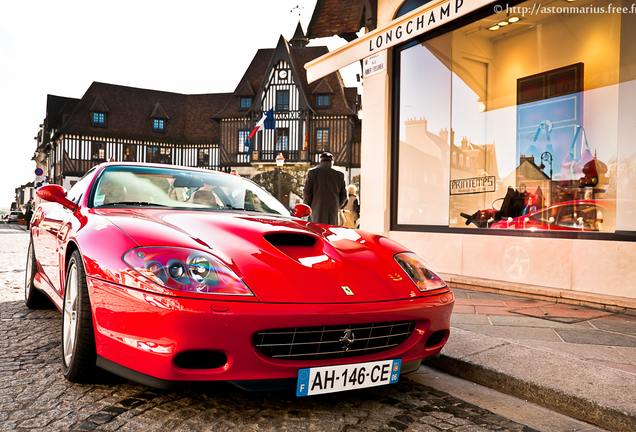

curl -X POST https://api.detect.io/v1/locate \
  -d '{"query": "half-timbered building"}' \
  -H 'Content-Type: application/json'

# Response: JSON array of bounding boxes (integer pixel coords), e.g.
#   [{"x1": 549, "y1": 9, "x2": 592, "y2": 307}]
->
[
  {"x1": 213, "y1": 23, "x2": 361, "y2": 175},
  {"x1": 34, "y1": 85, "x2": 231, "y2": 189},
  {"x1": 33, "y1": 24, "x2": 360, "y2": 190}
]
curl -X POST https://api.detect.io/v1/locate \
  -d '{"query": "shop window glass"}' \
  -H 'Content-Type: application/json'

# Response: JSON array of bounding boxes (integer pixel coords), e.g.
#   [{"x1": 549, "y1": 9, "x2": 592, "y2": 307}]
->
[
  {"x1": 316, "y1": 129, "x2": 330, "y2": 152},
  {"x1": 147, "y1": 146, "x2": 172, "y2": 164},
  {"x1": 393, "y1": 0, "x2": 633, "y2": 234},
  {"x1": 277, "y1": 90, "x2": 289, "y2": 111},
  {"x1": 395, "y1": 0, "x2": 435, "y2": 18},
  {"x1": 198, "y1": 148, "x2": 210, "y2": 167},
  {"x1": 91, "y1": 141, "x2": 106, "y2": 161},
  {"x1": 395, "y1": 34, "x2": 451, "y2": 226},
  {"x1": 276, "y1": 128, "x2": 289, "y2": 151},
  {"x1": 123, "y1": 144, "x2": 136, "y2": 162},
  {"x1": 238, "y1": 130, "x2": 249, "y2": 153}
]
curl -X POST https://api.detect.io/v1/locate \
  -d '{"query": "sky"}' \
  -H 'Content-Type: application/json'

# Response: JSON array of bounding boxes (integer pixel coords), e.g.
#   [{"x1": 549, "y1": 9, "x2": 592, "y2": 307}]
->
[{"x1": 0, "y1": 0, "x2": 361, "y2": 210}]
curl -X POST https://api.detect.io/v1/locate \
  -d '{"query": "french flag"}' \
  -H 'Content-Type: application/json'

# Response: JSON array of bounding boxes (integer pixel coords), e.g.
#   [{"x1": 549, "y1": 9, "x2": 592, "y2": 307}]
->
[{"x1": 245, "y1": 108, "x2": 275, "y2": 157}]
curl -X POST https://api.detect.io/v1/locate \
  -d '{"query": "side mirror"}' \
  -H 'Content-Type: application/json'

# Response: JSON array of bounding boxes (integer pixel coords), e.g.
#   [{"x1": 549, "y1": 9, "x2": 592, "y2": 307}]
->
[
  {"x1": 293, "y1": 203, "x2": 312, "y2": 218},
  {"x1": 37, "y1": 184, "x2": 76, "y2": 210}
]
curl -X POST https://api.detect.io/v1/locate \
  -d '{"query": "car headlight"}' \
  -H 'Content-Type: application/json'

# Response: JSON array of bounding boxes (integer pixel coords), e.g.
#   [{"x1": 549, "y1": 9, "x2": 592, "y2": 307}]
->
[
  {"x1": 394, "y1": 252, "x2": 447, "y2": 292},
  {"x1": 123, "y1": 246, "x2": 253, "y2": 296}
]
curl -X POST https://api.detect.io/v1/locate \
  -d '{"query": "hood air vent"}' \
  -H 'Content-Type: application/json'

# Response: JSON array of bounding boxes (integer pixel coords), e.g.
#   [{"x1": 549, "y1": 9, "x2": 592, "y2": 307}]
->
[{"x1": 264, "y1": 233, "x2": 316, "y2": 247}]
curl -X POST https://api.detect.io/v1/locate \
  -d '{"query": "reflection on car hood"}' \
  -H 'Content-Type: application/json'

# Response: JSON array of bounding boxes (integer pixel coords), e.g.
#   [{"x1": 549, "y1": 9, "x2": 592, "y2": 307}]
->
[{"x1": 96, "y1": 209, "x2": 420, "y2": 304}]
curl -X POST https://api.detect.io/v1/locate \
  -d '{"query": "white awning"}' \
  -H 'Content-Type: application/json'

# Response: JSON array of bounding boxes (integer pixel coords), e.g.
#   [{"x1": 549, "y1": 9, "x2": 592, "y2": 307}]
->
[{"x1": 305, "y1": 0, "x2": 496, "y2": 83}]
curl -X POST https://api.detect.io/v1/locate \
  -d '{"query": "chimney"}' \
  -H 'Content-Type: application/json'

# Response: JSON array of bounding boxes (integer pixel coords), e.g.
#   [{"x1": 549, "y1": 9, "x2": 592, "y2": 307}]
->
[
  {"x1": 520, "y1": 155, "x2": 535, "y2": 165},
  {"x1": 439, "y1": 127, "x2": 448, "y2": 142}
]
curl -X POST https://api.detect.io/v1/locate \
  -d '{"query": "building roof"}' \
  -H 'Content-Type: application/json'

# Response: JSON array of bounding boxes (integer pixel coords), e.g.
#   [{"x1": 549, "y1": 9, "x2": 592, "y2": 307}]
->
[
  {"x1": 48, "y1": 27, "x2": 359, "y2": 146},
  {"x1": 56, "y1": 82, "x2": 232, "y2": 144},
  {"x1": 213, "y1": 33, "x2": 359, "y2": 119},
  {"x1": 307, "y1": 0, "x2": 377, "y2": 40},
  {"x1": 45, "y1": 94, "x2": 79, "y2": 132}
]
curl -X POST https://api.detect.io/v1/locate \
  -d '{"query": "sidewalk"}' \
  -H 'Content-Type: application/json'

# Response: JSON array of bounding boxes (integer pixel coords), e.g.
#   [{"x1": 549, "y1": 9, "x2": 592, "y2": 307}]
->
[
  {"x1": 0, "y1": 222, "x2": 27, "y2": 231},
  {"x1": 425, "y1": 287, "x2": 636, "y2": 432}
]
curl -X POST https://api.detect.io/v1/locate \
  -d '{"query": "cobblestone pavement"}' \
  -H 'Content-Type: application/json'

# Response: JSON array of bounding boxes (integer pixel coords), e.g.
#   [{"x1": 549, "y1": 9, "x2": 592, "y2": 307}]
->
[
  {"x1": 1, "y1": 231, "x2": 539, "y2": 432},
  {"x1": 0, "y1": 229, "x2": 29, "y2": 303}
]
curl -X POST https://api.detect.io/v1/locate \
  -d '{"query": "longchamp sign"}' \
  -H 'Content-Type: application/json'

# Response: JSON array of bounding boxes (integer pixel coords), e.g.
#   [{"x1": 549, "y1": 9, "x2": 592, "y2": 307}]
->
[{"x1": 305, "y1": 0, "x2": 495, "y2": 83}]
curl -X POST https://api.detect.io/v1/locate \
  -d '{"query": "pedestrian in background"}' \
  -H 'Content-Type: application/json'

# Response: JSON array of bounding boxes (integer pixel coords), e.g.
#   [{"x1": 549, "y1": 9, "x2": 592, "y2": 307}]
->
[
  {"x1": 24, "y1": 198, "x2": 34, "y2": 230},
  {"x1": 344, "y1": 184, "x2": 360, "y2": 228},
  {"x1": 303, "y1": 152, "x2": 347, "y2": 225}
]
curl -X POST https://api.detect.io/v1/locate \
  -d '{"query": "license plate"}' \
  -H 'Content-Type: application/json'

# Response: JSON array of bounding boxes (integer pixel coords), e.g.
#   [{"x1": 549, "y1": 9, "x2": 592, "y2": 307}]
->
[{"x1": 296, "y1": 359, "x2": 401, "y2": 397}]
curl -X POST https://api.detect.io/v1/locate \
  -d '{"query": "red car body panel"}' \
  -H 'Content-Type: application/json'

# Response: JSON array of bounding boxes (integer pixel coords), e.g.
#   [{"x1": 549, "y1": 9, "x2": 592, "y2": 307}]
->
[
  {"x1": 30, "y1": 162, "x2": 454, "y2": 389},
  {"x1": 89, "y1": 277, "x2": 453, "y2": 382},
  {"x1": 490, "y1": 200, "x2": 615, "y2": 232}
]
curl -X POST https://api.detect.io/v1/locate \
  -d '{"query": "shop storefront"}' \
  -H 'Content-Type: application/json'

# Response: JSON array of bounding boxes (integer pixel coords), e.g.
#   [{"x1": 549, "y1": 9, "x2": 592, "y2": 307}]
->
[{"x1": 307, "y1": 0, "x2": 636, "y2": 306}]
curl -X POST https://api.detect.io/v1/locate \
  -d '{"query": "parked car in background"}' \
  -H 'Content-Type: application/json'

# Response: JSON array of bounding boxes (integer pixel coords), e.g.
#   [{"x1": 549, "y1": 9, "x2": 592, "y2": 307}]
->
[
  {"x1": 25, "y1": 162, "x2": 454, "y2": 395},
  {"x1": 490, "y1": 200, "x2": 616, "y2": 232},
  {"x1": 8, "y1": 211, "x2": 22, "y2": 223}
]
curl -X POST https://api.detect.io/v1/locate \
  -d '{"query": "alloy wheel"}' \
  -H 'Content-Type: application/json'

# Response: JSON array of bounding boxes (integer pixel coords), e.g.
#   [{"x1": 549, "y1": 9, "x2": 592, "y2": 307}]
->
[
  {"x1": 24, "y1": 241, "x2": 33, "y2": 301},
  {"x1": 63, "y1": 263, "x2": 79, "y2": 367}
]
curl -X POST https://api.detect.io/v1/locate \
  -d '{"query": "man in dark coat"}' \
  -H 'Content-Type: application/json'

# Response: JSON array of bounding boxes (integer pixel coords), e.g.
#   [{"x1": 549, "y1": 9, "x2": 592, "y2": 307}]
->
[{"x1": 303, "y1": 152, "x2": 347, "y2": 225}]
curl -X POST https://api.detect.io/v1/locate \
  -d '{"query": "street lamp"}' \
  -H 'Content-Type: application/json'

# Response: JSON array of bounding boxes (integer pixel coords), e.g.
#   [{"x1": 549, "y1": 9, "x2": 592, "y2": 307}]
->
[
  {"x1": 540, "y1": 151, "x2": 554, "y2": 208},
  {"x1": 275, "y1": 152, "x2": 285, "y2": 202},
  {"x1": 540, "y1": 151, "x2": 553, "y2": 179}
]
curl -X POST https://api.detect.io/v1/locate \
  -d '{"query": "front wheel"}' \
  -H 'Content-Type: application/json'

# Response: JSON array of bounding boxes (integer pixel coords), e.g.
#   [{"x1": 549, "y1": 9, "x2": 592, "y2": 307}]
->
[
  {"x1": 24, "y1": 238, "x2": 53, "y2": 309},
  {"x1": 61, "y1": 250, "x2": 98, "y2": 382}
]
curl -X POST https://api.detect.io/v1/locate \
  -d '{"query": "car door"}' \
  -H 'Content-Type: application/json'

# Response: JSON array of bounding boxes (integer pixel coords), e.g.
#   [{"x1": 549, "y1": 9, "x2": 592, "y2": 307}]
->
[
  {"x1": 34, "y1": 202, "x2": 74, "y2": 295},
  {"x1": 34, "y1": 169, "x2": 98, "y2": 295}
]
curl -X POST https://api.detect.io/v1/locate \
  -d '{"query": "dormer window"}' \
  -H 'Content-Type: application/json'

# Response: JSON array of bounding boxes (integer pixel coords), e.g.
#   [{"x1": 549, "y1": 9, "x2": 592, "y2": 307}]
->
[
  {"x1": 89, "y1": 96, "x2": 109, "y2": 127},
  {"x1": 92, "y1": 112, "x2": 106, "y2": 127},
  {"x1": 239, "y1": 97, "x2": 252, "y2": 110},
  {"x1": 317, "y1": 94, "x2": 331, "y2": 108},
  {"x1": 150, "y1": 102, "x2": 169, "y2": 133},
  {"x1": 153, "y1": 119, "x2": 165, "y2": 132}
]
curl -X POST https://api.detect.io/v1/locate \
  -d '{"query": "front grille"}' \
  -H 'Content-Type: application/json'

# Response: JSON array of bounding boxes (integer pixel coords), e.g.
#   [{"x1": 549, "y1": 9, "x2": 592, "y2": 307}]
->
[{"x1": 254, "y1": 321, "x2": 415, "y2": 360}]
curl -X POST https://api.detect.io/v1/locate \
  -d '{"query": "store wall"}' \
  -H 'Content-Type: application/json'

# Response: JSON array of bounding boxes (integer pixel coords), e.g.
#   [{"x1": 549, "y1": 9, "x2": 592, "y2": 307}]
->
[
  {"x1": 358, "y1": 0, "x2": 636, "y2": 301},
  {"x1": 359, "y1": 63, "x2": 393, "y2": 235}
]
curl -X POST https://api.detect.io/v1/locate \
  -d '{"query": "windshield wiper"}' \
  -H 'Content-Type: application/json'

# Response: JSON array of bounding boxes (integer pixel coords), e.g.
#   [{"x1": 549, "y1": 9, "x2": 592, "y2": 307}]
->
[
  {"x1": 98, "y1": 201, "x2": 170, "y2": 207},
  {"x1": 217, "y1": 205, "x2": 246, "y2": 211}
]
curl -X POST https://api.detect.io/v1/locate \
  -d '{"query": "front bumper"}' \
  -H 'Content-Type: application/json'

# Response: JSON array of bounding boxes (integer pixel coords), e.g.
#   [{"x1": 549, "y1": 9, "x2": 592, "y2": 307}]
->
[{"x1": 88, "y1": 278, "x2": 454, "y2": 387}]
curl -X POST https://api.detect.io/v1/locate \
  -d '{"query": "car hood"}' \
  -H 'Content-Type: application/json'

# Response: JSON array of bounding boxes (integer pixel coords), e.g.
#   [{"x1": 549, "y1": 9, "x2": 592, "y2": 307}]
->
[{"x1": 97, "y1": 209, "x2": 421, "y2": 304}]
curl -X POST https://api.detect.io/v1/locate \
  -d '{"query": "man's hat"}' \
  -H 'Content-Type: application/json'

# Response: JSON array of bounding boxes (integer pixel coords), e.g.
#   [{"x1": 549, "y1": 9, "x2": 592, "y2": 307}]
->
[{"x1": 319, "y1": 152, "x2": 333, "y2": 161}]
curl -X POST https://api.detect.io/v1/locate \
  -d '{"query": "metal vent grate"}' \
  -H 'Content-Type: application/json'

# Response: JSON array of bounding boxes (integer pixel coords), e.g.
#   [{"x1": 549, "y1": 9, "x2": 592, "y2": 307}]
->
[{"x1": 254, "y1": 321, "x2": 415, "y2": 360}]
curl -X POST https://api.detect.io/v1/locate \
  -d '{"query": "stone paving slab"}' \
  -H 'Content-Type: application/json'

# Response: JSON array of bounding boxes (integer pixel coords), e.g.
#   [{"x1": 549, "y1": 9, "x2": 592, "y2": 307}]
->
[
  {"x1": 427, "y1": 328, "x2": 636, "y2": 432},
  {"x1": 488, "y1": 315, "x2": 593, "y2": 329},
  {"x1": 451, "y1": 324, "x2": 563, "y2": 342},
  {"x1": 554, "y1": 329, "x2": 636, "y2": 347},
  {"x1": 592, "y1": 319, "x2": 636, "y2": 334},
  {"x1": 440, "y1": 287, "x2": 636, "y2": 431},
  {"x1": 514, "y1": 340, "x2": 636, "y2": 367}
]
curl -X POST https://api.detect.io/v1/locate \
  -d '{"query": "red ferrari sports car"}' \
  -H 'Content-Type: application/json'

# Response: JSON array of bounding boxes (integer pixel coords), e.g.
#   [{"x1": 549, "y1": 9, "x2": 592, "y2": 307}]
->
[
  {"x1": 25, "y1": 162, "x2": 453, "y2": 395},
  {"x1": 489, "y1": 200, "x2": 616, "y2": 232}
]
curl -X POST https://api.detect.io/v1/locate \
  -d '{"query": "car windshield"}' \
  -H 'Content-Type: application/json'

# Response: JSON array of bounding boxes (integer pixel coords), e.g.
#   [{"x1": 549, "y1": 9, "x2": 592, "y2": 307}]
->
[{"x1": 91, "y1": 165, "x2": 290, "y2": 216}]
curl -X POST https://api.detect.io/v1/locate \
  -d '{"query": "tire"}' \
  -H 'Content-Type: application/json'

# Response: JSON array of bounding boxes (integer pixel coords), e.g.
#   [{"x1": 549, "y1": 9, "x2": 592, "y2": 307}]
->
[
  {"x1": 61, "y1": 250, "x2": 98, "y2": 382},
  {"x1": 24, "y1": 238, "x2": 53, "y2": 309}
]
